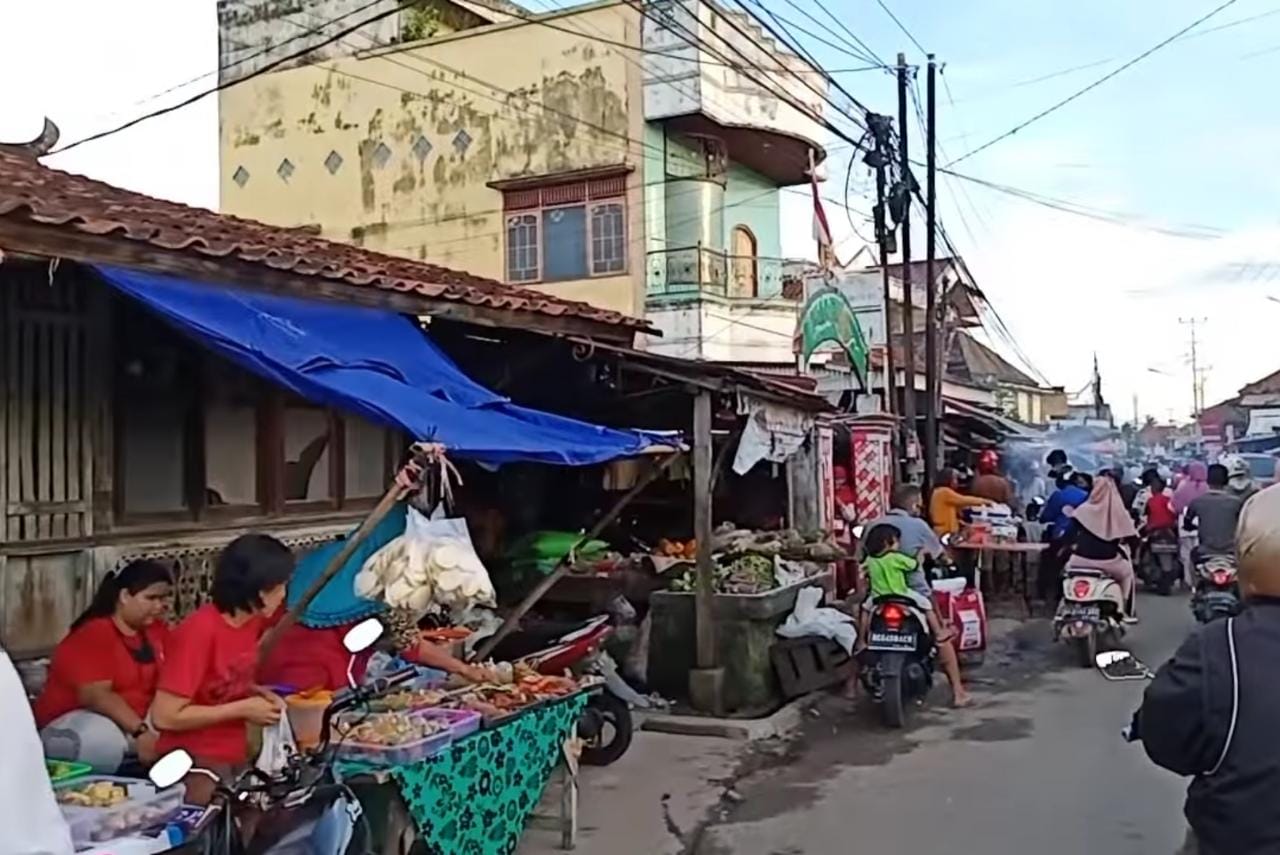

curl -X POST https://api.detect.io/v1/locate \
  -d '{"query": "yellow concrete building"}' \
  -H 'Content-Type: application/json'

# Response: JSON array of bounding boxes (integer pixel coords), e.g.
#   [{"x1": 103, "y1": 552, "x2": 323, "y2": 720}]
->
[{"x1": 218, "y1": 0, "x2": 828, "y2": 341}]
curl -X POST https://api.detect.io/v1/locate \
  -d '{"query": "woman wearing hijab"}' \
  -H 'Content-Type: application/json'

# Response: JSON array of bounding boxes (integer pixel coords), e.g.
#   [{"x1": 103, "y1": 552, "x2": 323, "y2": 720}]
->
[
  {"x1": 1172, "y1": 461, "x2": 1209, "y2": 515},
  {"x1": 1173, "y1": 462, "x2": 1210, "y2": 588},
  {"x1": 1136, "y1": 484, "x2": 1280, "y2": 854},
  {"x1": 1060, "y1": 477, "x2": 1139, "y2": 621}
]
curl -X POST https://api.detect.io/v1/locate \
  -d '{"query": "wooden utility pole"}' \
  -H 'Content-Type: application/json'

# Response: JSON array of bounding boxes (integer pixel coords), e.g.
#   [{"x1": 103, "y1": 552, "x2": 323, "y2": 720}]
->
[
  {"x1": 896, "y1": 53, "x2": 917, "y2": 473},
  {"x1": 923, "y1": 54, "x2": 939, "y2": 491}
]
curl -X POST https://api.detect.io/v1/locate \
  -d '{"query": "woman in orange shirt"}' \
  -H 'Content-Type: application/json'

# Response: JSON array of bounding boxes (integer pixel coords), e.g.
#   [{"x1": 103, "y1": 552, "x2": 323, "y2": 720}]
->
[{"x1": 929, "y1": 468, "x2": 992, "y2": 536}]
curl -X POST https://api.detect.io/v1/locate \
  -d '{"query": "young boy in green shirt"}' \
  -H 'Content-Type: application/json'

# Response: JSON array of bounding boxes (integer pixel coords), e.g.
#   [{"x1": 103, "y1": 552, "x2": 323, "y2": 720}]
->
[{"x1": 859, "y1": 523, "x2": 971, "y2": 707}]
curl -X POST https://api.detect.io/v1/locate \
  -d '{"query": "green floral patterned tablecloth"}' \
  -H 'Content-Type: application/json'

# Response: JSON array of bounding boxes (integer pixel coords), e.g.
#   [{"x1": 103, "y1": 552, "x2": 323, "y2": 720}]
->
[{"x1": 387, "y1": 693, "x2": 588, "y2": 855}]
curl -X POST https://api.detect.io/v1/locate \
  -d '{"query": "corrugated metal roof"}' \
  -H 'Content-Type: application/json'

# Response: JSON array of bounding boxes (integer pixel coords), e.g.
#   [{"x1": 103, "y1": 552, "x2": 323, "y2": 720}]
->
[{"x1": 0, "y1": 150, "x2": 648, "y2": 333}]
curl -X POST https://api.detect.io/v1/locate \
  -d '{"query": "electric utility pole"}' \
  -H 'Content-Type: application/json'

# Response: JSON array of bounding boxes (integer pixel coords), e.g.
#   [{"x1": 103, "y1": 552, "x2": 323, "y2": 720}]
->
[
  {"x1": 1180, "y1": 317, "x2": 1206, "y2": 418},
  {"x1": 923, "y1": 54, "x2": 939, "y2": 491},
  {"x1": 896, "y1": 53, "x2": 917, "y2": 475},
  {"x1": 866, "y1": 112, "x2": 896, "y2": 420}
]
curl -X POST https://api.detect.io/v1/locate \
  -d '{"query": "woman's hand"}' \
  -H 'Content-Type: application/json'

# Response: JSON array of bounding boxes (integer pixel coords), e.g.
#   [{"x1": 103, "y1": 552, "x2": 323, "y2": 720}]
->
[
  {"x1": 135, "y1": 728, "x2": 161, "y2": 764},
  {"x1": 457, "y1": 664, "x2": 491, "y2": 684},
  {"x1": 238, "y1": 696, "x2": 284, "y2": 726}
]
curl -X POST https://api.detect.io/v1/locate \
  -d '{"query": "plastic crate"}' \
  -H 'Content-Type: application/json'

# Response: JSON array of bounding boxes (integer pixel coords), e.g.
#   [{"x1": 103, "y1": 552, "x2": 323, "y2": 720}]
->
[
  {"x1": 46, "y1": 759, "x2": 92, "y2": 785},
  {"x1": 55, "y1": 775, "x2": 183, "y2": 848},
  {"x1": 421, "y1": 707, "x2": 481, "y2": 740}
]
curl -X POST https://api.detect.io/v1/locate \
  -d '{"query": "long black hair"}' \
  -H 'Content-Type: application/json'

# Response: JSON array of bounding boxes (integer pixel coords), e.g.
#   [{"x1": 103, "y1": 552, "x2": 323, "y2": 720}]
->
[{"x1": 71, "y1": 559, "x2": 174, "y2": 631}]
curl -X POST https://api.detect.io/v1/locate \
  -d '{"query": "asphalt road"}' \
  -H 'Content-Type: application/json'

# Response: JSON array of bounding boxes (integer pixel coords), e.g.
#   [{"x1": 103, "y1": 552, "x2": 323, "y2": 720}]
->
[{"x1": 697, "y1": 592, "x2": 1196, "y2": 855}]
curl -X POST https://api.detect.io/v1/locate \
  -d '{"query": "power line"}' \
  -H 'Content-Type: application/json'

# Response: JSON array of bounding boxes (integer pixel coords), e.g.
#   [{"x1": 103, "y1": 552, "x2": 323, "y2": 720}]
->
[
  {"x1": 947, "y1": 0, "x2": 1242, "y2": 166},
  {"x1": 728, "y1": 0, "x2": 875, "y2": 120},
  {"x1": 874, "y1": 0, "x2": 926, "y2": 56},
  {"x1": 51, "y1": 0, "x2": 409, "y2": 154}
]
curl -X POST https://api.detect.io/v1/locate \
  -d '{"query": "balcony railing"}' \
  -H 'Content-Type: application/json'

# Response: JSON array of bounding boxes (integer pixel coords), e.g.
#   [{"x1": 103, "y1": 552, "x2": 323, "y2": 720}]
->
[{"x1": 647, "y1": 246, "x2": 784, "y2": 298}]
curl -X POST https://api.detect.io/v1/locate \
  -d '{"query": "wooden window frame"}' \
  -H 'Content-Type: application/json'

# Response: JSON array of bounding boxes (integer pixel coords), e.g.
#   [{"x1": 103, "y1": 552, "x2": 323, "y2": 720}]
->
[
  {"x1": 112, "y1": 346, "x2": 396, "y2": 528},
  {"x1": 501, "y1": 176, "x2": 628, "y2": 285}
]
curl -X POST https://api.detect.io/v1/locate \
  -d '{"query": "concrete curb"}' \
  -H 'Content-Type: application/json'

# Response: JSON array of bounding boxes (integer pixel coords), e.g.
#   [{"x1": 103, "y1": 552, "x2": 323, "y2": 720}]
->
[{"x1": 636, "y1": 692, "x2": 820, "y2": 741}]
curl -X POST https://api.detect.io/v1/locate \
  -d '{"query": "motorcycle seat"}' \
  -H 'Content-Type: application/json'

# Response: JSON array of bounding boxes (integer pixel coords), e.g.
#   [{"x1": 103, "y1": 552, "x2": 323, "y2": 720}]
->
[{"x1": 872, "y1": 594, "x2": 925, "y2": 608}]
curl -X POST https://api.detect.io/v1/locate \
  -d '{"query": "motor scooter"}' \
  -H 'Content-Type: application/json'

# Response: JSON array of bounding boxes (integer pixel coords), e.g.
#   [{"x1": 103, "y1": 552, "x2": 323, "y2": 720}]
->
[
  {"x1": 1191, "y1": 552, "x2": 1241, "y2": 623},
  {"x1": 1055, "y1": 563, "x2": 1127, "y2": 667},
  {"x1": 1139, "y1": 528, "x2": 1181, "y2": 596},
  {"x1": 858, "y1": 596, "x2": 937, "y2": 728},
  {"x1": 487, "y1": 614, "x2": 637, "y2": 765}
]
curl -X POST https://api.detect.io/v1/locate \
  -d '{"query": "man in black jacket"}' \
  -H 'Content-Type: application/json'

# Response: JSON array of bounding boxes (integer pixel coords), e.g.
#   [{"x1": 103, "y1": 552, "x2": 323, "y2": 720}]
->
[{"x1": 1136, "y1": 484, "x2": 1280, "y2": 854}]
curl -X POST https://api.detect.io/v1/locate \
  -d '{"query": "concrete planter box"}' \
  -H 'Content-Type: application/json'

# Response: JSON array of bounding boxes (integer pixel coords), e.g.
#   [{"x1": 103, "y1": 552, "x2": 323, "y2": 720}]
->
[{"x1": 648, "y1": 569, "x2": 835, "y2": 713}]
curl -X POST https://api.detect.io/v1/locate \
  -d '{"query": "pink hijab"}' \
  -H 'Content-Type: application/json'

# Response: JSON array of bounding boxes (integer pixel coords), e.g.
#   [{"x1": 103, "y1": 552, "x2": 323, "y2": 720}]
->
[
  {"x1": 1072, "y1": 477, "x2": 1139, "y2": 542},
  {"x1": 1172, "y1": 461, "x2": 1208, "y2": 513}
]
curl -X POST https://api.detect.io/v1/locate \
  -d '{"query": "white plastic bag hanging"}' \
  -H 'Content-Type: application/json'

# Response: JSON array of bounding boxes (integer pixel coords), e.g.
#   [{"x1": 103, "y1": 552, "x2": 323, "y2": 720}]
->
[{"x1": 256, "y1": 712, "x2": 297, "y2": 781}]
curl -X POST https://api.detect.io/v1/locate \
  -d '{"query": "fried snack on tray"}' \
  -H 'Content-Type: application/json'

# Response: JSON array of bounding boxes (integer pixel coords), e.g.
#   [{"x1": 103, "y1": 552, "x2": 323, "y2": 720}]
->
[
  {"x1": 453, "y1": 673, "x2": 579, "y2": 719},
  {"x1": 57, "y1": 781, "x2": 128, "y2": 808},
  {"x1": 369, "y1": 688, "x2": 448, "y2": 712}
]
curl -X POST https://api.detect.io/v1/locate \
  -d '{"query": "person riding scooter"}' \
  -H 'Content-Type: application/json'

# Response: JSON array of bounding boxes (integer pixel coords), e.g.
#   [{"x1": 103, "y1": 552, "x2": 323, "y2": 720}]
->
[
  {"x1": 1133, "y1": 483, "x2": 1280, "y2": 855},
  {"x1": 1221, "y1": 454, "x2": 1260, "y2": 503},
  {"x1": 1183, "y1": 464, "x2": 1243, "y2": 562}
]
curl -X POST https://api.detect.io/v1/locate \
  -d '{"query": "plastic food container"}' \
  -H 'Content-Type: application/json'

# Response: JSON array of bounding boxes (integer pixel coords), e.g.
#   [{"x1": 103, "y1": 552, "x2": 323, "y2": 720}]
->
[
  {"x1": 286, "y1": 693, "x2": 332, "y2": 749},
  {"x1": 55, "y1": 775, "x2": 183, "y2": 848},
  {"x1": 333, "y1": 710, "x2": 453, "y2": 767},
  {"x1": 421, "y1": 708, "x2": 481, "y2": 740},
  {"x1": 46, "y1": 759, "x2": 93, "y2": 785}
]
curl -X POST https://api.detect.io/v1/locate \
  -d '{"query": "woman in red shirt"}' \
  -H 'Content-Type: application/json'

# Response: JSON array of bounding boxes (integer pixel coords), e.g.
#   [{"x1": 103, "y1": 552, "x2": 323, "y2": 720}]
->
[
  {"x1": 35, "y1": 559, "x2": 173, "y2": 773},
  {"x1": 152, "y1": 534, "x2": 294, "y2": 803}
]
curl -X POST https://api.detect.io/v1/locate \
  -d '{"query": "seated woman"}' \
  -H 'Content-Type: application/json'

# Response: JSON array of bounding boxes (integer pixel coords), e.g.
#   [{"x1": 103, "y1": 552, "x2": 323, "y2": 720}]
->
[
  {"x1": 1060, "y1": 476, "x2": 1139, "y2": 621},
  {"x1": 35, "y1": 559, "x2": 173, "y2": 773},
  {"x1": 259, "y1": 505, "x2": 487, "y2": 691},
  {"x1": 151, "y1": 534, "x2": 295, "y2": 804}
]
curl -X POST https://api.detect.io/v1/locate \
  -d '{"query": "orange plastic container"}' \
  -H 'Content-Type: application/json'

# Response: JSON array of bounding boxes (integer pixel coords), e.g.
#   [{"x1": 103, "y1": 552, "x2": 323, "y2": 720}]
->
[{"x1": 286, "y1": 693, "x2": 332, "y2": 749}]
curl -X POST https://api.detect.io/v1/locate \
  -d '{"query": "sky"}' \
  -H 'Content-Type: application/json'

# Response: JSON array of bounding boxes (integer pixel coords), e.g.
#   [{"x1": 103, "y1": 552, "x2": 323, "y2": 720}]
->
[{"x1": 3, "y1": 0, "x2": 1279, "y2": 425}]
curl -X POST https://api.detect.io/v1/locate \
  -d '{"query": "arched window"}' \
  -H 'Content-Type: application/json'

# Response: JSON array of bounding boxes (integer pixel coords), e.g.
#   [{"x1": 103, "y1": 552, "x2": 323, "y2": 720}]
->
[{"x1": 730, "y1": 225, "x2": 758, "y2": 296}]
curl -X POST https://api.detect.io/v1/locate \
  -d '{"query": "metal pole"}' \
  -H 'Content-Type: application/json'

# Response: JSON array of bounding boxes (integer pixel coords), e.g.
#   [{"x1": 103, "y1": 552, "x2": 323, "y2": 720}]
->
[
  {"x1": 692, "y1": 390, "x2": 716, "y2": 670},
  {"x1": 924, "y1": 54, "x2": 938, "y2": 492},
  {"x1": 896, "y1": 53, "x2": 917, "y2": 476}
]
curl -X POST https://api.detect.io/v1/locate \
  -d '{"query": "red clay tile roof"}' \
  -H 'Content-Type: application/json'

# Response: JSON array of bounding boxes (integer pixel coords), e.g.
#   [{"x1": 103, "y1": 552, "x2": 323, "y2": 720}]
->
[{"x1": 0, "y1": 150, "x2": 648, "y2": 332}]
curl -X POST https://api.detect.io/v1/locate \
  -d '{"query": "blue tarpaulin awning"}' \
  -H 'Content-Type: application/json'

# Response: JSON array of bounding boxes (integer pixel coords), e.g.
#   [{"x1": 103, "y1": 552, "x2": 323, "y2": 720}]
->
[{"x1": 96, "y1": 266, "x2": 667, "y2": 466}]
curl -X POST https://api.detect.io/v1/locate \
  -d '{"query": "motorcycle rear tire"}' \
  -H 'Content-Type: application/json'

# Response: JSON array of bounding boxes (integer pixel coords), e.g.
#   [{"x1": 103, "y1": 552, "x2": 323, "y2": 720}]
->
[
  {"x1": 879, "y1": 654, "x2": 907, "y2": 729},
  {"x1": 1075, "y1": 630, "x2": 1098, "y2": 668},
  {"x1": 579, "y1": 691, "x2": 633, "y2": 767}
]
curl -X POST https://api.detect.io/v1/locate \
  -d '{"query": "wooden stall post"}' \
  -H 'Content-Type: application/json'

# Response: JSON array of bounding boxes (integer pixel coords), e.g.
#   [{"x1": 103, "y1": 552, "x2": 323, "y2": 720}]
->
[{"x1": 688, "y1": 389, "x2": 724, "y2": 714}]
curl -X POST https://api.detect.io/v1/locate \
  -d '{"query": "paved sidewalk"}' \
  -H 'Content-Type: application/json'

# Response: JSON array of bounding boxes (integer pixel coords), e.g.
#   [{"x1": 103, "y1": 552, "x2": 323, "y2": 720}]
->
[{"x1": 518, "y1": 731, "x2": 743, "y2": 855}]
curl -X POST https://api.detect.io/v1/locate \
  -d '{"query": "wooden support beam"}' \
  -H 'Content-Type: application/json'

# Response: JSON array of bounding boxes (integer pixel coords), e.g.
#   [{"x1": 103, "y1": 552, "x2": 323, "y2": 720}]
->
[{"x1": 693, "y1": 389, "x2": 716, "y2": 670}]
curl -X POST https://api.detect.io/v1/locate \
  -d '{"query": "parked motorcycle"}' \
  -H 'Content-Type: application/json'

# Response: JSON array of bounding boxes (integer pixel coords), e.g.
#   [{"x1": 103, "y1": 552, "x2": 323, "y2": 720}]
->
[
  {"x1": 1055, "y1": 564, "x2": 1127, "y2": 667},
  {"x1": 151, "y1": 618, "x2": 408, "y2": 854},
  {"x1": 1191, "y1": 553, "x2": 1242, "y2": 623},
  {"x1": 859, "y1": 596, "x2": 937, "y2": 728},
  {"x1": 488, "y1": 614, "x2": 635, "y2": 766},
  {"x1": 1139, "y1": 528, "x2": 1181, "y2": 595}
]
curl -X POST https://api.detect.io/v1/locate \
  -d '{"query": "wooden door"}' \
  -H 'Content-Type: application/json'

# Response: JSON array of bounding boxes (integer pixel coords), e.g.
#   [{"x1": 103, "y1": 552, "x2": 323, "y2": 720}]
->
[{"x1": 730, "y1": 225, "x2": 758, "y2": 297}]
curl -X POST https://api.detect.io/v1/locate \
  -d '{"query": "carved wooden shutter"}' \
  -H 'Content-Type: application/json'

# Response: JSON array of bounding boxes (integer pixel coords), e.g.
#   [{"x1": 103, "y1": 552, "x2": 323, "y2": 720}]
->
[{"x1": 2, "y1": 268, "x2": 94, "y2": 541}]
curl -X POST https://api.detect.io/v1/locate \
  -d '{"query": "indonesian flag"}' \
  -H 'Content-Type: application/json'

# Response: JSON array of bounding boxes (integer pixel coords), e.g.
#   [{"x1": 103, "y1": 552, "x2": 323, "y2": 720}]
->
[{"x1": 810, "y1": 150, "x2": 837, "y2": 270}]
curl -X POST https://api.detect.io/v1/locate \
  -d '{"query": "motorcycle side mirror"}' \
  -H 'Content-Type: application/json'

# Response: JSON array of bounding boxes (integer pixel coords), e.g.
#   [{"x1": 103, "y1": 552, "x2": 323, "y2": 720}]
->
[
  {"x1": 343, "y1": 617, "x2": 385, "y2": 654},
  {"x1": 149, "y1": 749, "x2": 195, "y2": 789}
]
